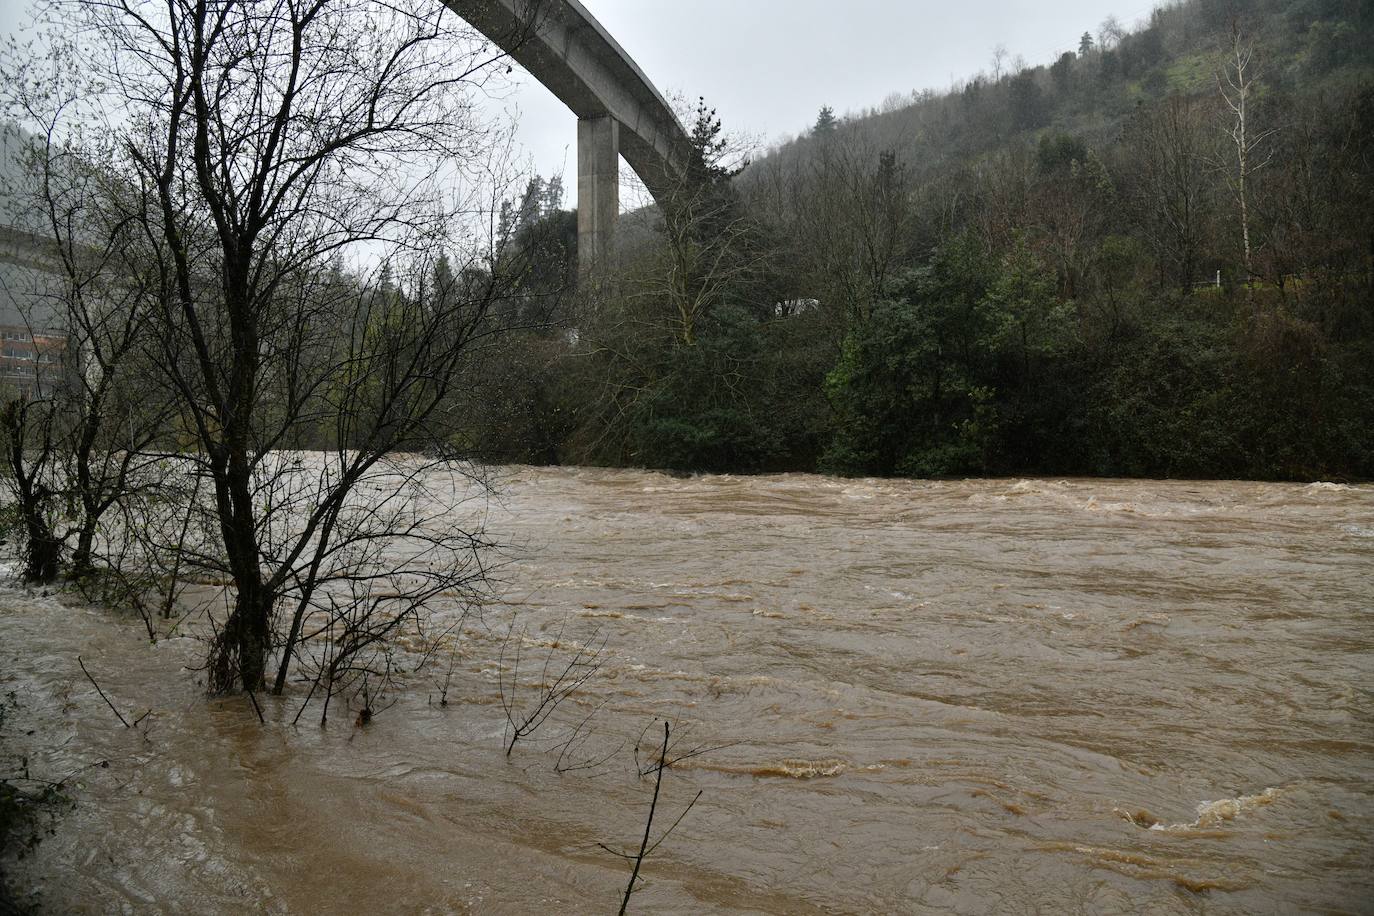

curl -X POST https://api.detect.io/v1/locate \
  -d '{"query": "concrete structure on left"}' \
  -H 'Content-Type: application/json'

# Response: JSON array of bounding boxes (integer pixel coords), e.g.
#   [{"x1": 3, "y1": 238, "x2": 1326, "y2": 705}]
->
[{"x1": 0, "y1": 228, "x2": 70, "y2": 400}]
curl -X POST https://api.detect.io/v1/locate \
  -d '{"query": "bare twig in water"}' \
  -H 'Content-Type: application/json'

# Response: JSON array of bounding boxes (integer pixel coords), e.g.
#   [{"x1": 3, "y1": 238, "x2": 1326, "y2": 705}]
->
[
  {"x1": 499, "y1": 618, "x2": 608, "y2": 756},
  {"x1": 77, "y1": 655, "x2": 130, "y2": 728},
  {"x1": 600, "y1": 721, "x2": 702, "y2": 915},
  {"x1": 421, "y1": 617, "x2": 466, "y2": 708},
  {"x1": 553, "y1": 698, "x2": 623, "y2": 775},
  {"x1": 292, "y1": 676, "x2": 321, "y2": 728},
  {"x1": 633, "y1": 718, "x2": 738, "y2": 778},
  {"x1": 351, "y1": 671, "x2": 398, "y2": 728},
  {"x1": 246, "y1": 688, "x2": 266, "y2": 726}
]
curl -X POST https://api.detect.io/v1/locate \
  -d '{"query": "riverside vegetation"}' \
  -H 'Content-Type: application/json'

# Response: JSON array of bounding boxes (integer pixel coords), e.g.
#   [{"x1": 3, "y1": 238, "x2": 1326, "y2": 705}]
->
[{"x1": 473, "y1": 0, "x2": 1374, "y2": 482}]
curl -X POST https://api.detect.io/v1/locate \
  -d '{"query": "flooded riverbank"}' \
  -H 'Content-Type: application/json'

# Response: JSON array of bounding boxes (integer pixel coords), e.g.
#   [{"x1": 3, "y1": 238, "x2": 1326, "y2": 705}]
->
[{"x1": 3, "y1": 470, "x2": 1372, "y2": 913}]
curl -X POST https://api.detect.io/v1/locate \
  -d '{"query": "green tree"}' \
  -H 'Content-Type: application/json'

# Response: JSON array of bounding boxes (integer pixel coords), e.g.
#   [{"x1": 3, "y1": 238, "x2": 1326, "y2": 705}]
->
[
  {"x1": 655, "y1": 98, "x2": 759, "y2": 345},
  {"x1": 814, "y1": 105, "x2": 838, "y2": 136},
  {"x1": 822, "y1": 237, "x2": 1001, "y2": 477},
  {"x1": 1010, "y1": 71, "x2": 1048, "y2": 131},
  {"x1": 1050, "y1": 52, "x2": 1076, "y2": 94}
]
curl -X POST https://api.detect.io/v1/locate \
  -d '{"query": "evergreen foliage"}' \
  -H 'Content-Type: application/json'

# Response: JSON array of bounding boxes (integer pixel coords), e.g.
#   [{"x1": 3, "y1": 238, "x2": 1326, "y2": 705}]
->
[{"x1": 461, "y1": 0, "x2": 1374, "y2": 480}]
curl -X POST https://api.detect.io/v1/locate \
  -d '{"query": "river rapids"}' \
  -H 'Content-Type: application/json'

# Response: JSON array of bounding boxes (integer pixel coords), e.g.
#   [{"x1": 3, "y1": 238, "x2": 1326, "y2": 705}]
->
[{"x1": 2, "y1": 469, "x2": 1371, "y2": 913}]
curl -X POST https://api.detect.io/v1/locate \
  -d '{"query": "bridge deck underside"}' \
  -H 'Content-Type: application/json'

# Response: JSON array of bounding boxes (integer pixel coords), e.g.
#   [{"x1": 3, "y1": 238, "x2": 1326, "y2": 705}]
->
[{"x1": 444, "y1": 0, "x2": 690, "y2": 203}]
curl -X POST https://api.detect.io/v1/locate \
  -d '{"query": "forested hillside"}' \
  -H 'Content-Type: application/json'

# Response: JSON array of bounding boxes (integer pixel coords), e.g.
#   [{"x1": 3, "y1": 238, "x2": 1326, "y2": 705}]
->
[{"x1": 443, "y1": 0, "x2": 1374, "y2": 479}]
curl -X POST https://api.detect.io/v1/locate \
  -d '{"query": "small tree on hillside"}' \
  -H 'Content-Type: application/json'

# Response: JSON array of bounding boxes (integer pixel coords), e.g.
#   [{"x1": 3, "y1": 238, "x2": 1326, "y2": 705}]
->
[
  {"x1": 1215, "y1": 21, "x2": 1276, "y2": 280},
  {"x1": 813, "y1": 106, "x2": 838, "y2": 137},
  {"x1": 650, "y1": 98, "x2": 759, "y2": 346}
]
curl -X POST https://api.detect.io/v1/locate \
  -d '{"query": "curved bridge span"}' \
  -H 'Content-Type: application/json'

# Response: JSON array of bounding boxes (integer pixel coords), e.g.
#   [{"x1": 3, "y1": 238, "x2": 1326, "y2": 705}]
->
[{"x1": 443, "y1": 0, "x2": 692, "y2": 270}]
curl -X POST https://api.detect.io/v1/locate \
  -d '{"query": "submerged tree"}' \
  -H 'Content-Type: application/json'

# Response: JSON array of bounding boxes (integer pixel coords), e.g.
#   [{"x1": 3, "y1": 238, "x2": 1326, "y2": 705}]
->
[
  {"x1": 0, "y1": 39, "x2": 169, "y2": 586},
  {"x1": 24, "y1": 0, "x2": 551, "y2": 694}
]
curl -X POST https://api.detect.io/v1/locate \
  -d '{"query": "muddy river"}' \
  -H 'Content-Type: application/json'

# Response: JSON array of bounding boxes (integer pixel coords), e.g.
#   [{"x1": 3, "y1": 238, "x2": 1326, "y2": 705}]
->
[{"x1": 2, "y1": 470, "x2": 1372, "y2": 913}]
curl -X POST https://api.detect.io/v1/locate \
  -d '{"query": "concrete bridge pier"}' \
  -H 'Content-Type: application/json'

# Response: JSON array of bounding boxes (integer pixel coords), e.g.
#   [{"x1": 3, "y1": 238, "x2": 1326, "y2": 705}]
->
[
  {"x1": 577, "y1": 115, "x2": 619, "y2": 274},
  {"x1": 442, "y1": 0, "x2": 691, "y2": 273}
]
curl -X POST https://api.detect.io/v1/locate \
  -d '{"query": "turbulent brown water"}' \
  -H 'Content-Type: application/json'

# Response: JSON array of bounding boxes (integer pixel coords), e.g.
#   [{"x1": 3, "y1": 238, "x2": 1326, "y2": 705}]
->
[{"x1": 3, "y1": 470, "x2": 1372, "y2": 913}]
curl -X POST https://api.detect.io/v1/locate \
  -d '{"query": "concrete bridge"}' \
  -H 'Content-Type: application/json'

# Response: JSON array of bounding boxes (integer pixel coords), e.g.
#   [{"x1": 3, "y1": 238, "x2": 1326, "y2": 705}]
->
[{"x1": 443, "y1": 0, "x2": 692, "y2": 271}]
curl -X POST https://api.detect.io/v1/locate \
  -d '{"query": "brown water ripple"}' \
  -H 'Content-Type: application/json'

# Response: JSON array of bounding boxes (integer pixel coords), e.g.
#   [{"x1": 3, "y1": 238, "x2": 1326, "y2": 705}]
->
[{"x1": 3, "y1": 469, "x2": 1372, "y2": 913}]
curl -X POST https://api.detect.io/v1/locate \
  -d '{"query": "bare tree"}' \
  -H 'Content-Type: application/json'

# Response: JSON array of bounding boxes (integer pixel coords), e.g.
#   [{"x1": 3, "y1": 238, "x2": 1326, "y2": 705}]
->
[
  {"x1": 1122, "y1": 95, "x2": 1217, "y2": 291},
  {"x1": 1098, "y1": 15, "x2": 1125, "y2": 51},
  {"x1": 749, "y1": 128, "x2": 915, "y2": 328},
  {"x1": 37, "y1": 0, "x2": 549, "y2": 693},
  {"x1": 89, "y1": 459, "x2": 214, "y2": 641},
  {"x1": 1216, "y1": 21, "x2": 1276, "y2": 280},
  {"x1": 1031, "y1": 151, "x2": 1112, "y2": 299},
  {"x1": 0, "y1": 37, "x2": 173, "y2": 584},
  {"x1": 990, "y1": 44, "x2": 1009, "y2": 83}
]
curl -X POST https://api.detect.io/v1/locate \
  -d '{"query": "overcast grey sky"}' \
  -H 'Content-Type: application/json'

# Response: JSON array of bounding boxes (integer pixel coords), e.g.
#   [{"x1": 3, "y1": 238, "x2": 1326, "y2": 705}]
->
[
  {"x1": 512, "y1": 0, "x2": 1158, "y2": 192},
  {"x1": 1, "y1": 0, "x2": 1159, "y2": 202}
]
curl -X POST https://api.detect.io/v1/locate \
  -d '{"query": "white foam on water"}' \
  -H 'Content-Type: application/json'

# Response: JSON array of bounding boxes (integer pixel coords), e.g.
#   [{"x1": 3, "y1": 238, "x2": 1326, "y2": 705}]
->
[
  {"x1": 1150, "y1": 787, "x2": 1282, "y2": 831},
  {"x1": 1303, "y1": 481, "x2": 1356, "y2": 493}
]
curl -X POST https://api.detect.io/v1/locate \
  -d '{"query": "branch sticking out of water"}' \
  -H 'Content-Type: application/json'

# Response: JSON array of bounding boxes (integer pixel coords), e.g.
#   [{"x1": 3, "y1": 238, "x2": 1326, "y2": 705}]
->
[
  {"x1": 601, "y1": 721, "x2": 703, "y2": 915},
  {"x1": 633, "y1": 717, "x2": 737, "y2": 778},
  {"x1": 77, "y1": 655, "x2": 130, "y2": 728},
  {"x1": 499, "y1": 618, "x2": 608, "y2": 757},
  {"x1": 553, "y1": 698, "x2": 623, "y2": 775}
]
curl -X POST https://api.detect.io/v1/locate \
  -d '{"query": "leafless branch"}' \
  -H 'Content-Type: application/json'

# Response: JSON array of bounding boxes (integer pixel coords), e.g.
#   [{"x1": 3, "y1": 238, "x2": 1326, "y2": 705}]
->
[
  {"x1": 600, "y1": 721, "x2": 703, "y2": 915},
  {"x1": 498, "y1": 617, "x2": 608, "y2": 757},
  {"x1": 77, "y1": 655, "x2": 131, "y2": 727}
]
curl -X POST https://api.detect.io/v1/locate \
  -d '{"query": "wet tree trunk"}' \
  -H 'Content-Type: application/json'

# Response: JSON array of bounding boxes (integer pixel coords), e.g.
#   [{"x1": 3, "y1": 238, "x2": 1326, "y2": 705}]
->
[
  {"x1": 71, "y1": 522, "x2": 96, "y2": 580},
  {"x1": 3, "y1": 401, "x2": 62, "y2": 584},
  {"x1": 69, "y1": 417, "x2": 101, "y2": 579},
  {"x1": 21, "y1": 502, "x2": 62, "y2": 584},
  {"x1": 207, "y1": 447, "x2": 273, "y2": 693},
  {"x1": 206, "y1": 265, "x2": 272, "y2": 694}
]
